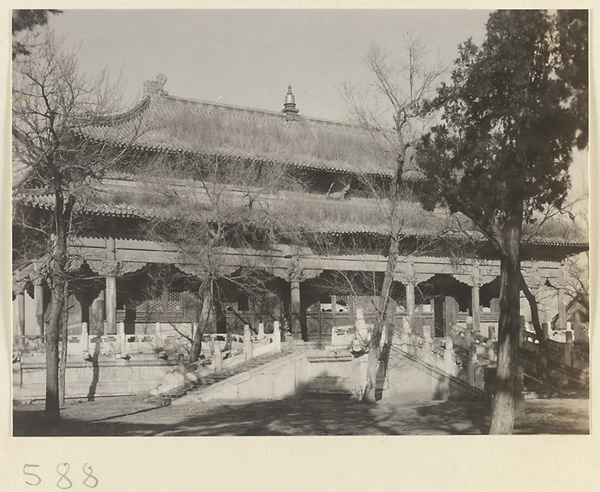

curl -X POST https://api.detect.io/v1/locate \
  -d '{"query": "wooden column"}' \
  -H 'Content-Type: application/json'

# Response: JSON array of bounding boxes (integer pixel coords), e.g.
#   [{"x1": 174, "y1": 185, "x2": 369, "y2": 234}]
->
[
  {"x1": 471, "y1": 284, "x2": 481, "y2": 334},
  {"x1": 557, "y1": 286, "x2": 566, "y2": 330},
  {"x1": 106, "y1": 276, "x2": 117, "y2": 335},
  {"x1": 15, "y1": 291, "x2": 26, "y2": 336},
  {"x1": 34, "y1": 280, "x2": 44, "y2": 336},
  {"x1": 405, "y1": 282, "x2": 415, "y2": 333},
  {"x1": 290, "y1": 278, "x2": 302, "y2": 340}
]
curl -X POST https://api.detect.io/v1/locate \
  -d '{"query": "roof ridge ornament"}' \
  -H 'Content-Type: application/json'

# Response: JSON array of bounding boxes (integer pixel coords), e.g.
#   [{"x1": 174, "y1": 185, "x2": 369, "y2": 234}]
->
[
  {"x1": 282, "y1": 84, "x2": 299, "y2": 121},
  {"x1": 143, "y1": 73, "x2": 168, "y2": 98}
]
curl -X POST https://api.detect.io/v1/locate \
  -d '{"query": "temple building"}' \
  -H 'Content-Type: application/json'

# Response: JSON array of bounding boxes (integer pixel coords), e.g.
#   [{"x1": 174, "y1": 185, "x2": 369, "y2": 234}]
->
[{"x1": 13, "y1": 74, "x2": 587, "y2": 366}]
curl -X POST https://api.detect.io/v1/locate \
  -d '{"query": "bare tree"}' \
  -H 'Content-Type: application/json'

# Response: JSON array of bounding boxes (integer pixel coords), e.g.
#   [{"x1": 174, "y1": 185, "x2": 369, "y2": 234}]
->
[
  {"x1": 135, "y1": 153, "x2": 305, "y2": 363},
  {"x1": 12, "y1": 31, "x2": 142, "y2": 421},
  {"x1": 341, "y1": 35, "x2": 445, "y2": 401}
]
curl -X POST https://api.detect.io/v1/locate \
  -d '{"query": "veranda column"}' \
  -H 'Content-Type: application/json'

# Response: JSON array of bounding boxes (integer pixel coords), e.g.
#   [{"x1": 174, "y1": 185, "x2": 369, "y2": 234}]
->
[
  {"x1": 557, "y1": 287, "x2": 566, "y2": 330},
  {"x1": 470, "y1": 261, "x2": 481, "y2": 334},
  {"x1": 15, "y1": 290, "x2": 26, "y2": 336},
  {"x1": 557, "y1": 261, "x2": 567, "y2": 330},
  {"x1": 405, "y1": 282, "x2": 415, "y2": 332},
  {"x1": 471, "y1": 284, "x2": 481, "y2": 334},
  {"x1": 290, "y1": 276, "x2": 302, "y2": 341},
  {"x1": 34, "y1": 279, "x2": 44, "y2": 335},
  {"x1": 106, "y1": 275, "x2": 117, "y2": 335},
  {"x1": 104, "y1": 240, "x2": 118, "y2": 336}
]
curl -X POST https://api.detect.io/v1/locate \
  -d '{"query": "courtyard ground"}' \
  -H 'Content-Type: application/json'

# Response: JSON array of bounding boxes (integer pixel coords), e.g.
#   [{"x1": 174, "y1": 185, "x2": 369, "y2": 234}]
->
[{"x1": 12, "y1": 393, "x2": 589, "y2": 436}]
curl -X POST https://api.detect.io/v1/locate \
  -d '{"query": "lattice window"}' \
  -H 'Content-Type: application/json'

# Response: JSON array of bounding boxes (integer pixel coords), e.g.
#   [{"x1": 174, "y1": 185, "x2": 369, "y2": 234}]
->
[{"x1": 167, "y1": 292, "x2": 181, "y2": 311}]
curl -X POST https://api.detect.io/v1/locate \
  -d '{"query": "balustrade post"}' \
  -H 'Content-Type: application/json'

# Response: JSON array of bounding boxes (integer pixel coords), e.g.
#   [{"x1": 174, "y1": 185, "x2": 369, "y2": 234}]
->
[
  {"x1": 258, "y1": 322, "x2": 265, "y2": 339},
  {"x1": 486, "y1": 326, "x2": 497, "y2": 361},
  {"x1": 214, "y1": 342, "x2": 223, "y2": 372},
  {"x1": 422, "y1": 325, "x2": 432, "y2": 363},
  {"x1": 444, "y1": 336, "x2": 454, "y2": 375},
  {"x1": 541, "y1": 322, "x2": 549, "y2": 341},
  {"x1": 564, "y1": 330, "x2": 573, "y2": 366},
  {"x1": 244, "y1": 324, "x2": 253, "y2": 361},
  {"x1": 467, "y1": 344, "x2": 478, "y2": 386},
  {"x1": 273, "y1": 321, "x2": 281, "y2": 352},
  {"x1": 465, "y1": 319, "x2": 473, "y2": 347}
]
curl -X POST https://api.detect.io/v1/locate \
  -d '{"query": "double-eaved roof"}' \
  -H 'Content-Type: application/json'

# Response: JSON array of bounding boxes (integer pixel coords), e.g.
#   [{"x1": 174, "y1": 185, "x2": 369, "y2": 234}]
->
[{"x1": 15, "y1": 75, "x2": 588, "y2": 260}]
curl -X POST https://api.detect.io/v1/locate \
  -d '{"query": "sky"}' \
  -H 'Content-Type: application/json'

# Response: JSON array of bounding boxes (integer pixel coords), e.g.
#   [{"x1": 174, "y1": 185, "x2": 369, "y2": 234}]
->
[
  {"x1": 42, "y1": 9, "x2": 587, "y2": 208},
  {"x1": 48, "y1": 9, "x2": 491, "y2": 121}
]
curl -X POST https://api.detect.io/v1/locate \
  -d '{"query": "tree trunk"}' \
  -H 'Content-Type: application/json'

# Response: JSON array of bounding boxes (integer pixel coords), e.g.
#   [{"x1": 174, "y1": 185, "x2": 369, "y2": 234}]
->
[
  {"x1": 189, "y1": 281, "x2": 213, "y2": 363},
  {"x1": 363, "y1": 234, "x2": 400, "y2": 402},
  {"x1": 44, "y1": 188, "x2": 74, "y2": 423},
  {"x1": 45, "y1": 286, "x2": 63, "y2": 422},
  {"x1": 489, "y1": 210, "x2": 522, "y2": 435},
  {"x1": 58, "y1": 282, "x2": 69, "y2": 406},
  {"x1": 362, "y1": 133, "x2": 407, "y2": 402}
]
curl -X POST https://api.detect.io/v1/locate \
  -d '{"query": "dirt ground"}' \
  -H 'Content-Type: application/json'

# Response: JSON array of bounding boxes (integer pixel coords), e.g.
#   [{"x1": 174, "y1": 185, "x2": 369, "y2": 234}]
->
[{"x1": 12, "y1": 393, "x2": 589, "y2": 436}]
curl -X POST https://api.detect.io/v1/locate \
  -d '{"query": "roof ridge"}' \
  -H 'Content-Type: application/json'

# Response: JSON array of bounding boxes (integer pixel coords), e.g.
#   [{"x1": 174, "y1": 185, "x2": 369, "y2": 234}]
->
[{"x1": 158, "y1": 94, "x2": 370, "y2": 132}]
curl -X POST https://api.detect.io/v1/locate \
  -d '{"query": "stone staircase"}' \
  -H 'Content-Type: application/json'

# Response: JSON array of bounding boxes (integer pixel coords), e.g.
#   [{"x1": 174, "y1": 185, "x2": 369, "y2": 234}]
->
[{"x1": 144, "y1": 344, "x2": 297, "y2": 405}]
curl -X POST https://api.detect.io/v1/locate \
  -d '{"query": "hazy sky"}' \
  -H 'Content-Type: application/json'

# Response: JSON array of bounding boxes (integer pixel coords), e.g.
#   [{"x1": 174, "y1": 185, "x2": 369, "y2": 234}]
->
[{"x1": 48, "y1": 9, "x2": 491, "y2": 121}]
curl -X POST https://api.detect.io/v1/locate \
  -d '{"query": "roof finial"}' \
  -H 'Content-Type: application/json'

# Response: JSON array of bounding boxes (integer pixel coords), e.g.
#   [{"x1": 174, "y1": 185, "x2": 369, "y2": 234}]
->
[
  {"x1": 283, "y1": 85, "x2": 299, "y2": 121},
  {"x1": 143, "y1": 73, "x2": 168, "y2": 98}
]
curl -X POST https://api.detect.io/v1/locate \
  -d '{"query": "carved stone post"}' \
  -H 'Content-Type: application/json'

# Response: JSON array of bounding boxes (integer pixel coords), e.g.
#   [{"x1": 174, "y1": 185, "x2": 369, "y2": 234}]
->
[
  {"x1": 467, "y1": 344, "x2": 478, "y2": 386},
  {"x1": 273, "y1": 321, "x2": 281, "y2": 352},
  {"x1": 422, "y1": 325, "x2": 432, "y2": 364},
  {"x1": 541, "y1": 322, "x2": 549, "y2": 341},
  {"x1": 244, "y1": 324, "x2": 253, "y2": 361},
  {"x1": 444, "y1": 336, "x2": 454, "y2": 375},
  {"x1": 564, "y1": 330, "x2": 573, "y2": 366},
  {"x1": 214, "y1": 342, "x2": 223, "y2": 372}
]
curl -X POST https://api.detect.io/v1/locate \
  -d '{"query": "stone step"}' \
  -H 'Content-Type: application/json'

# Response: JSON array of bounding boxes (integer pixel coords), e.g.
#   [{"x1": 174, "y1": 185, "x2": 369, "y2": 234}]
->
[{"x1": 145, "y1": 346, "x2": 295, "y2": 405}]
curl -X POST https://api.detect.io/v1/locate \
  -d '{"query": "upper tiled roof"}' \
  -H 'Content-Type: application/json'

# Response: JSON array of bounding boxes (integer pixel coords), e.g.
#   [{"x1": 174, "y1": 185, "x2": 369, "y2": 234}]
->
[
  {"x1": 76, "y1": 80, "x2": 398, "y2": 177},
  {"x1": 14, "y1": 177, "x2": 589, "y2": 253}
]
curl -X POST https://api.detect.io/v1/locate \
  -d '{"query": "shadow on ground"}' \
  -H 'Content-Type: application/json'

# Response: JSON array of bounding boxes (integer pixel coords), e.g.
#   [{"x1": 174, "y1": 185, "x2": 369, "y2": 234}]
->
[{"x1": 12, "y1": 394, "x2": 588, "y2": 437}]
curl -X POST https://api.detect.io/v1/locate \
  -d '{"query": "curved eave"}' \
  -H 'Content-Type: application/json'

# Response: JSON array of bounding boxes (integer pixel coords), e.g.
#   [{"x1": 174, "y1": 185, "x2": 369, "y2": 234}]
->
[
  {"x1": 77, "y1": 135, "x2": 396, "y2": 179},
  {"x1": 15, "y1": 196, "x2": 589, "y2": 257}
]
